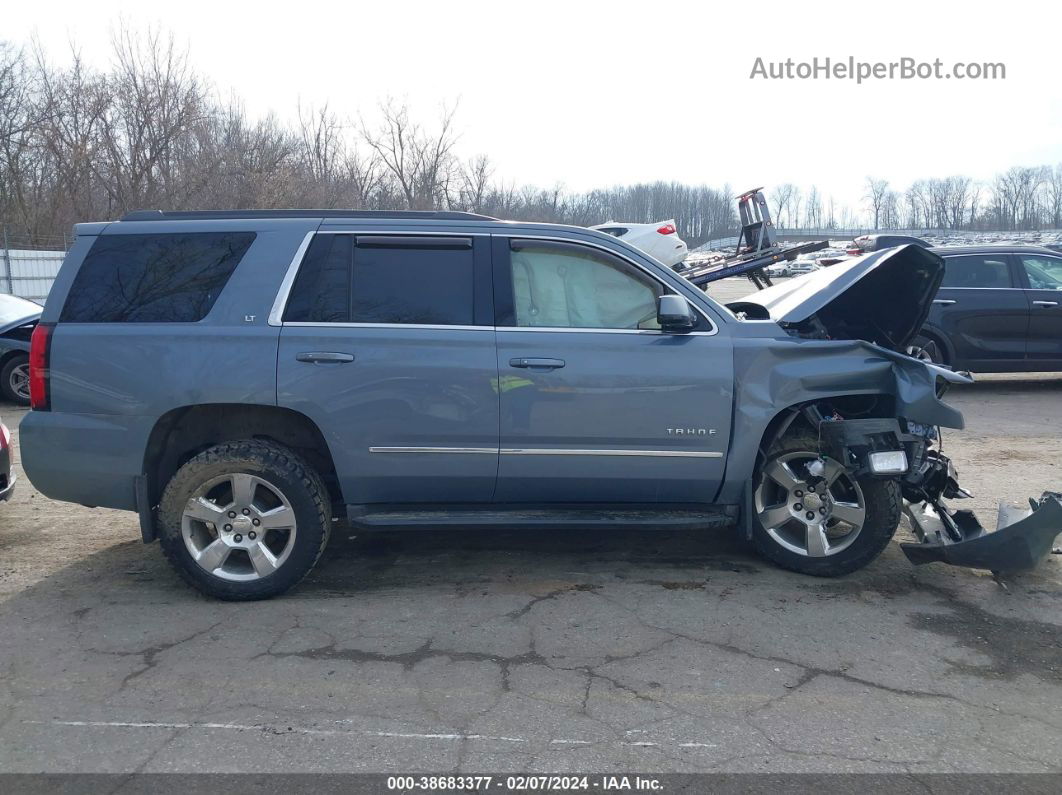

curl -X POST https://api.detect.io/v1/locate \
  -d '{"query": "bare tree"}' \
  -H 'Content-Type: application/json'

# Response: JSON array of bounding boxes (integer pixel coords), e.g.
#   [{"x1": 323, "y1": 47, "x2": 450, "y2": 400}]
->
[
  {"x1": 95, "y1": 27, "x2": 208, "y2": 211},
  {"x1": 993, "y1": 166, "x2": 1046, "y2": 230},
  {"x1": 360, "y1": 100, "x2": 459, "y2": 210},
  {"x1": 864, "y1": 177, "x2": 889, "y2": 229},
  {"x1": 770, "y1": 183, "x2": 797, "y2": 228},
  {"x1": 457, "y1": 154, "x2": 492, "y2": 213},
  {"x1": 904, "y1": 181, "x2": 926, "y2": 228},
  {"x1": 804, "y1": 185, "x2": 822, "y2": 229},
  {"x1": 1045, "y1": 164, "x2": 1062, "y2": 229},
  {"x1": 945, "y1": 176, "x2": 974, "y2": 229}
]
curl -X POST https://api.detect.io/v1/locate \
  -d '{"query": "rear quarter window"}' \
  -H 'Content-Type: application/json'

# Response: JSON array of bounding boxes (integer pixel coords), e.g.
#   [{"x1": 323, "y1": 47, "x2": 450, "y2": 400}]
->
[{"x1": 60, "y1": 232, "x2": 256, "y2": 322}]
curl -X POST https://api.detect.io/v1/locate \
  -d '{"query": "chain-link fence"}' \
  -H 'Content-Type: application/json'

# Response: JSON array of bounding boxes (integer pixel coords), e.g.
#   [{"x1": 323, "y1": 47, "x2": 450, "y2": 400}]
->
[{"x1": 1, "y1": 227, "x2": 70, "y2": 303}]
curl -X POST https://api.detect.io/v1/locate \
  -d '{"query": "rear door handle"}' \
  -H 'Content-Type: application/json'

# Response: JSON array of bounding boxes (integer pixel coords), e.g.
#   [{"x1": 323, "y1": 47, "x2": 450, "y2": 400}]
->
[
  {"x1": 932, "y1": 299, "x2": 956, "y2": 306},
  {"x1": 296, "y1": 351, "x2": 355, "y2": 364},
  {"x1": 1033, "y1": 300, "x2": 1059, "y2": 308},
  {"x1": 509, "y1": 357, "x2": 565, "y2": 370}
]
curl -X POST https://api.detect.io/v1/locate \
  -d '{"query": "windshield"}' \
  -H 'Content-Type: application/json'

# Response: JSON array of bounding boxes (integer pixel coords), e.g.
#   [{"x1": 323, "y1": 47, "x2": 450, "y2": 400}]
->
[{"x1": 0, "y1": 293, "x2": 42, "y2": 325}]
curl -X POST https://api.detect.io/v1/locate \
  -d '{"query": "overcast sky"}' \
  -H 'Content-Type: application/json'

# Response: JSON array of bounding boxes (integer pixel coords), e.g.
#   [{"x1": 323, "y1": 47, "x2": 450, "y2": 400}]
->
[{"x1": 9, "y1": 0, "x2": 1061, "y2": 209}]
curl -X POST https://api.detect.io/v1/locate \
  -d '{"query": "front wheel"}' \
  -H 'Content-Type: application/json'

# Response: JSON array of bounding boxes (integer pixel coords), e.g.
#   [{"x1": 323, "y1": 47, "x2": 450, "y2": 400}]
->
[
  {"x1": 752, "y1": 433, "x2": 901, "y2": 576},
  {"x1": 158, "y1": 440, "x2": 331, "y2": 600}
]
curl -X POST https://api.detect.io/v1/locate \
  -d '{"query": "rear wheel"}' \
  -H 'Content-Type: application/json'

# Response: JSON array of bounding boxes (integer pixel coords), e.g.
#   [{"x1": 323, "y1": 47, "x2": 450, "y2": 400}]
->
[
  {"x1": 1, "y1": 354, "x2": 30, "y2": 406},
  {"x1": 752, "y1": 432, "x2": 901, "y2": 576},
  {"x1": 158, "y1": 440, "x2": 331, "y2": 600}
]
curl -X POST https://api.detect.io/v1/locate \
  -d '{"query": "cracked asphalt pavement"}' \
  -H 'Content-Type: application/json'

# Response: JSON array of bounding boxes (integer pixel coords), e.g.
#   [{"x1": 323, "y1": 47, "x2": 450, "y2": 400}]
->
[{"x1": 0, "y1": 369, "x2": 1060, "y2": 773}]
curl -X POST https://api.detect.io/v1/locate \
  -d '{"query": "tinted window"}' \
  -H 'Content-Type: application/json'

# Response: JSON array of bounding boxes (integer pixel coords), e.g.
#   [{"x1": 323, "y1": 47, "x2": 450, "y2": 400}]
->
[
  {"x1": 284, "y1": 235, "x2": 353, "y2": 322},
  {"x1": 1019, "y1": 255, "x2": 1062, "y2": 290},
  {"x1": 940, "y1": 255, "x2": 1013, "y2": 289},
  {"x1": 62, "y1": 232, "x2": 255, "y2": 322},
  {"x1": 509, "y1": 242, "x2": 663, "y2": 329},
  {"x1": 351, "y1": 238, "x2": 474, "y2": 325}
]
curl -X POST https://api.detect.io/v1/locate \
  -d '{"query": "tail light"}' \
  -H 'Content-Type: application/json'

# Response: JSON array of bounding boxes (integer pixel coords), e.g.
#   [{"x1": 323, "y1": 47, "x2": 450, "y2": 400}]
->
[
  {"x1": 847, "y1": 248, "x2": 863, "y2": 256},
  {"x1": 657, "y1": 223, "x2": 677, "y2": 235},
  {"x1": 29, "y1": 323, "x2": 54, "y2": 411},
  {"x1": 0, "y1": 422, "x2": 9, "y2": 450}
]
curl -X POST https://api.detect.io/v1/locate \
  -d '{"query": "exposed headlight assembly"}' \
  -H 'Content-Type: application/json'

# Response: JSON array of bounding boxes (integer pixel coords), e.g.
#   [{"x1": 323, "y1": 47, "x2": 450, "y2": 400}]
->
[{"x1": 868, "y1": 450, "x2": 908, "y2": 474}]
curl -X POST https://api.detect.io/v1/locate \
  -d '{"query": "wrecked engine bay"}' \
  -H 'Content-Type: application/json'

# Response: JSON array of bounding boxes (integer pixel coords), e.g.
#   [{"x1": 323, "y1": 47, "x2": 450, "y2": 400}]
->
[{"x1": 723, "y1": 244, "x2": 1062, "y2": 573}]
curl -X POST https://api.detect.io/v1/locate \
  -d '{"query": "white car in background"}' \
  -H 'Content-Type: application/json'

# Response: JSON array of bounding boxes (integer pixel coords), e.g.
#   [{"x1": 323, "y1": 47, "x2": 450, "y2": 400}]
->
[
  {"x1": 762, "y1": 260, "x2": 822, "y2": 279},
  {"x1": 591, "y1": 220, "x2": 689, "y2": 268},
  {"x1": 788, "y1": 261, "x2": 821, "y2": 276}
]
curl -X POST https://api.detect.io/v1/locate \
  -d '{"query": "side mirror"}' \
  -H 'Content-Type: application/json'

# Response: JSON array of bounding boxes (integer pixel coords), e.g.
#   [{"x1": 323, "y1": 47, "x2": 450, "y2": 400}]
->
[{"x1": 657, "y1": 294, "x2": 695, "y2": 332}]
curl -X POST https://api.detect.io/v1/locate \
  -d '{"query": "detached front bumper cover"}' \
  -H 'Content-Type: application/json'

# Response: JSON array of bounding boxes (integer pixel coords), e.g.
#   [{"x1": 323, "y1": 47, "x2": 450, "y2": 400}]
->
[{"x1": 902, "y1": 492, "x2": 1062, "y2": 572}]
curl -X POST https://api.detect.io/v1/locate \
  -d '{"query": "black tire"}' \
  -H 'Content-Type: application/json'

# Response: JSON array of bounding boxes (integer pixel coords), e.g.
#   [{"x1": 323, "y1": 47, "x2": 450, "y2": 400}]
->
[
  {"x1": 1, "y1": 354, "x2": 31, "y2": 406},
  {"x1": 906, "y1": 334, "x2": 946, "y2": 365},
  {"x1": 752, "y1": 432, "x2": 902, "y2": 577},
  {"x1": 158, "y1": 439, "x2": 331, "y2": 600}
]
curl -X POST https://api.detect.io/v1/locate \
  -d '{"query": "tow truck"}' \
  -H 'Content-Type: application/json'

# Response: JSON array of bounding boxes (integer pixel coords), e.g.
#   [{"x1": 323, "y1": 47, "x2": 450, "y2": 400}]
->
[{"x1": 680, "y1": 188, "x2": 829, "y2": 289}]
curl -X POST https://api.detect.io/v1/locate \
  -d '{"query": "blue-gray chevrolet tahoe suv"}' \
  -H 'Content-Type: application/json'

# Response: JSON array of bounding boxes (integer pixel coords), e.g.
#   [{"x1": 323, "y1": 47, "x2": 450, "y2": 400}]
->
[{"x1": 19, "y1": 209, "x2": 1060, "y2": 599}]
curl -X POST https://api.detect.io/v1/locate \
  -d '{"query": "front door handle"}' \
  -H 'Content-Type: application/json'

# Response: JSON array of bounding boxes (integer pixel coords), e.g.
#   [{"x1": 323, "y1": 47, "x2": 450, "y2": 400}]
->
[
  {"x1": 1033, "y1": 300, "x2": 1059, "y2": 308},
  {"x1": 509, "y1": 357, "x2": 565, "y2": 370},
  {"x1": 932, "y1": 299, "x2": 956, "y2": 306},
  {"x1": 296, "y1": 351, "x2": 355, "y2": 364}
]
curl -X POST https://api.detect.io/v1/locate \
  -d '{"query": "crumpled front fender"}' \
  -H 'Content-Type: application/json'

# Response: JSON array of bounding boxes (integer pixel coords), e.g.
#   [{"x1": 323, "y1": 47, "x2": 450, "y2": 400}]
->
[
  {"x1": 868, "y1": 348, "x2": 972, "y2": 429},
  {"x1": 721, "y1": 333, "x2": 970, "y2": 504}
]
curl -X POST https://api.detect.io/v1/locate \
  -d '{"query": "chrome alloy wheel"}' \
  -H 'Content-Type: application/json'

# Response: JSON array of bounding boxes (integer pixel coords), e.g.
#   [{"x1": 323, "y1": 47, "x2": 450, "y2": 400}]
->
[
  {"x1": 9, "y1": 362, "x2": 30, "y2": 401},
  {"x1": 754, "y1": 451, "x2": 866, "y2": 557},
  {"x1": 181, "y1": 473, "x2": 297, "y2": 581}
]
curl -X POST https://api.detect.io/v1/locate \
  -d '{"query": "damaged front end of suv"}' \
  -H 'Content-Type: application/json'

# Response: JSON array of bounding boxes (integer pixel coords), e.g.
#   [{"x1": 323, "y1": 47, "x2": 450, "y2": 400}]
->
[{"x1": 727, "y1": 244, "x2": 1062, "y2": 574}]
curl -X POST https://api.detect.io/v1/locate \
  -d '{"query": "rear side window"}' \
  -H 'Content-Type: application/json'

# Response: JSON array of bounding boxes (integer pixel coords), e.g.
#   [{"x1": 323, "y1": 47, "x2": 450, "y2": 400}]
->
[
  {"x1": 940, "y1": 255, "x2": 1013, "y2": 289},
  {"x1": 61, "y1": 232, "x2": 255, "y2": 322},
  {"x1": 284, "y1": 235, "x2": 475, "y2": 325}
]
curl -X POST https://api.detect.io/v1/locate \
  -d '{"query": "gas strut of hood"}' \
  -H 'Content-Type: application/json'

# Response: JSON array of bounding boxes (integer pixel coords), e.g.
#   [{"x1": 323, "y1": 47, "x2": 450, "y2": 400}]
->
[{"x1": 681, "y1": 188, "x2": 830, "y2": 289}]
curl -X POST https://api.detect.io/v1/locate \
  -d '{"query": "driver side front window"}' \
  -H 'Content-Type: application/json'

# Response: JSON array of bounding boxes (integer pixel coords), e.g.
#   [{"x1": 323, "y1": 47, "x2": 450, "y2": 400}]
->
[{"x1": 509, "y1": 242, "x2": 663, "y2": 329}]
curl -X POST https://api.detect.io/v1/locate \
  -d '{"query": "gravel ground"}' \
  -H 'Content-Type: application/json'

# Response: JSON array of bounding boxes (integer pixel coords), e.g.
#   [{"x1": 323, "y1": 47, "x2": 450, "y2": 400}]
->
[{"x1": 0, "y1": 310, "x2": 1060, "y2": 773}]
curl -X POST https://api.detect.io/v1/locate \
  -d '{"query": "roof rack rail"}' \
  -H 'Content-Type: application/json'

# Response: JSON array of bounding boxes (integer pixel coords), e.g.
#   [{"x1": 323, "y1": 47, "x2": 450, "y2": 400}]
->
[{"x1": 120, "y1": 209, "x2": 499, "y2": 222}]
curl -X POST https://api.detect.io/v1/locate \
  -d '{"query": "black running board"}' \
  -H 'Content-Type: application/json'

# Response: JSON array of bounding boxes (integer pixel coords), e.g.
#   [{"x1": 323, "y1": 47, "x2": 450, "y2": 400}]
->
[{"x1": 346, "y1": 505, "x2": 737, "y2": 531}]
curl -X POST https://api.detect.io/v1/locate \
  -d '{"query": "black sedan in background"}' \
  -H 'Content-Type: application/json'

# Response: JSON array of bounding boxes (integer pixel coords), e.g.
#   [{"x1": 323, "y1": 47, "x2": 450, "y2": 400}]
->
[{"x1": 910, "y1": 245, "x2": 1062, "y2": 371}]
